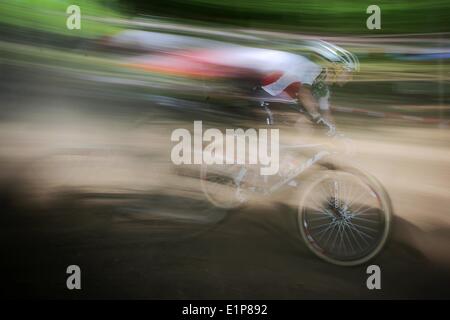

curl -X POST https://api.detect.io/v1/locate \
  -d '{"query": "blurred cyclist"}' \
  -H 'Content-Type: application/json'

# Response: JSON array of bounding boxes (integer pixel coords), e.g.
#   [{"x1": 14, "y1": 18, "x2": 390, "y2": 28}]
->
[
  {"x1": 257, "y1": 40, "x2": 360, "y2": 136},
  {"x1": 124, "y1": 36, "x2": 359, "y2": 135}
]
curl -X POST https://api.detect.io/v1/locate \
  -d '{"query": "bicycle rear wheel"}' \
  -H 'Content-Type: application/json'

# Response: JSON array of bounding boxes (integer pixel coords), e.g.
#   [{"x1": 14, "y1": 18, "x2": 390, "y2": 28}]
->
[{"x1": 200, "y1": 164, "x2": 248, "y2": 209}]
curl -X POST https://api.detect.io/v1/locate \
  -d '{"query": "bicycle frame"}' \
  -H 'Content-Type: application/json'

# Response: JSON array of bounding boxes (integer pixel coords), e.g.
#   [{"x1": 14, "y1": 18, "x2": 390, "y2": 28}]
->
[
  {"x1": 233, "y1": 142, "x2": 337, "y2": 196},
  {"x1": 270, "y1": 146, "x2": 332, "y2": 193}
]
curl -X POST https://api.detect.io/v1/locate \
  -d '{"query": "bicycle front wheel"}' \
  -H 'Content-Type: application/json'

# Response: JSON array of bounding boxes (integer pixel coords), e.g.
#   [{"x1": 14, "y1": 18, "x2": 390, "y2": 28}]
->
[{"x1": 297, "y1": 168, "x2": 392, "y2": 266}]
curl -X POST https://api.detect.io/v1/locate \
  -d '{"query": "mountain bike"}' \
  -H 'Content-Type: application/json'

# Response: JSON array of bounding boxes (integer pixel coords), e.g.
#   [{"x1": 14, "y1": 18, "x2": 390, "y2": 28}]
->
[{"x1": 200, "y1": 136, "x2": 392, "y2": 266}]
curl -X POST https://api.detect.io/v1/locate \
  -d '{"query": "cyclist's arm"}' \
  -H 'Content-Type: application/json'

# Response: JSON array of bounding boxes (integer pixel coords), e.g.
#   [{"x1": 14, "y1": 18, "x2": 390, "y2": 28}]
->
[
  {"x1": 321, "y1": 109, "x2": 334, "y2": 125},
  {"x1": 297, "y1": 85, "x2": 320, "y2": 119},
  {"x1": 318, "y1": 94, "x2": 334, "y2": 125},
  {"x1": 297, "y1": 85, "x2": 336, "y2": 135}
]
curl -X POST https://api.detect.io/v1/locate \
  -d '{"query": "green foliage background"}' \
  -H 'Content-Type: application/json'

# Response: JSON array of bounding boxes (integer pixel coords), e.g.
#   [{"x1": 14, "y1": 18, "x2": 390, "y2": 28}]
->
[
  {"x1": 0, "y1": 0, "x2": 124, "y2": 37},
  {"x1": 0, "y1": 0, "x2": 448, "y2": 37},
  {"x1": 125, "y1": 0, "x2": 450, "y2": 34}
]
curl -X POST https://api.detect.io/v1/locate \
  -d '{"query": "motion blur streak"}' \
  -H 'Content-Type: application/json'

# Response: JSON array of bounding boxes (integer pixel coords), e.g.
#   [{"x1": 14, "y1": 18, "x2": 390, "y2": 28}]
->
[{"x1": 0, "y1": 0, "x2": 449, "y2": 299}]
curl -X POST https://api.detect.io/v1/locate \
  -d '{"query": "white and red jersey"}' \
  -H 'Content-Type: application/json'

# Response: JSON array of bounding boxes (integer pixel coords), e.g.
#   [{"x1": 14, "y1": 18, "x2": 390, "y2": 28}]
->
[
  {"x1": 128, "y1": 46, "x2": 323, "y2": 99},
  {"x1": 194, "y1": 47, "x2": 323, "y2": 98}
]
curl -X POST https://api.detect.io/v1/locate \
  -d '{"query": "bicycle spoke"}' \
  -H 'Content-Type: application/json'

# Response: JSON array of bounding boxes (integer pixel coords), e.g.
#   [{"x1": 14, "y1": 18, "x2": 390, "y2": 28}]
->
[
  {"x1": 338, "y1": 223, "x2": 346, "y2": 254},
  {"x1": 352, "y1": 221, "x2": 379, "y2": 233},
  {"x1": 352, "y1": 205, "x2": 379, "y2": 217},
  {"x1": 308, "y1": 219, "x2": 336, "y2": 231},
  {"x1": 343, "y1": 224, "x2": 356, "y2": 254},
  {"x1": 307, "y1": 215, "x2": 334, "y2": 223},
  {"x1": 320, "y1": 221, "x2": 338, "y2": 246},
  {"x1": 351, "y1": 215, "x2": 380, "y2": 224},
  {"x1": 312, "y1": 218, "x2": 336, "y2": 241},
  {"x1": 349, "y1": 194, "x2": 373, "y2": 215},
  {"x1": 347, "y1": 221, "x2": 364, "y2": 251},
  {"x1": 330, "y1": 223, "x2": 342, "y2": 253},
  {"x1": 347, "y1": 185, "x2": 370, "y2": 208},
  {"x1": 347, "y1": 223, "x2": 374, "y2": 242},
  {"x1": 344, "y1": 179, "x2": 354, "y2": 206},
  {"x1": 308, "y1": 196, "x2": 327, "y2": 212},
  {"x1": 318, "y1": 184, "x2": 334, "y2": 205}
]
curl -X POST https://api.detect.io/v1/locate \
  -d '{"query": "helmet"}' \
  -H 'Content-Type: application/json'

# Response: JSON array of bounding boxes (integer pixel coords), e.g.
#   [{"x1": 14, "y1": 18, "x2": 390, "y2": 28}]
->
[{"x1": 301, "y1": 40, "x2": 360, "y2": 72}]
